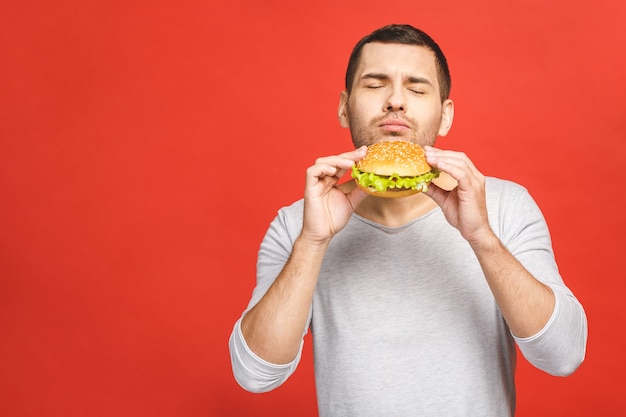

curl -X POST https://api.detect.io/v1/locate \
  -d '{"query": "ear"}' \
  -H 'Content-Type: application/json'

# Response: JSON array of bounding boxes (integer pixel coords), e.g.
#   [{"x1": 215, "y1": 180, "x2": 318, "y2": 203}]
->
[
  {"x1": 437, "y1": 99, "x2": 454, "y2": 137},
  {"x1": 338, "y1": 90, "x2": 350, "y2": 128}
]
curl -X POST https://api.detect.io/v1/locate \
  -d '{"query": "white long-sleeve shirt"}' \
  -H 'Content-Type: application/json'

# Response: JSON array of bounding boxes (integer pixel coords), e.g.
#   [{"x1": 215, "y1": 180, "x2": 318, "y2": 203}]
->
[{"x1": 229, "y1": 177, "x2": 587, "y2": 416}]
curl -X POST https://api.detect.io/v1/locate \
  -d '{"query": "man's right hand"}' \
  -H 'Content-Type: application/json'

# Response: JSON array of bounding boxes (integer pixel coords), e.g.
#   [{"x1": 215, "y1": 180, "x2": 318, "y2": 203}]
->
[
  {"x1": 301, "y1": 146, "x2": 368, "y2": 245},
  {"x1": 240, "y1": 146, "x2": 368, "y2": 364}
]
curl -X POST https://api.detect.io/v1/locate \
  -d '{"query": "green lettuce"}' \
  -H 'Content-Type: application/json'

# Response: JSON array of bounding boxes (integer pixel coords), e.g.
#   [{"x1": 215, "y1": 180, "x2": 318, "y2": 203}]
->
[{"x1": 351, "y1": 165, "x2": 439, "y2": 193}]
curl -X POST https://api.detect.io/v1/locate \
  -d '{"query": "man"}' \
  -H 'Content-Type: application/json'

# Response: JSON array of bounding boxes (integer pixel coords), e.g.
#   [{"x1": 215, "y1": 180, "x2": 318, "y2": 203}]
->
[{"x1": 229, "y1": 24, "x2": 587, "y2": 416}]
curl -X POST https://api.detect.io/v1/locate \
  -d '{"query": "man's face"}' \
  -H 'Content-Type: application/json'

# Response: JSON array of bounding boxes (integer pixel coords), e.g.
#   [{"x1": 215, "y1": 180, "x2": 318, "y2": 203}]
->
[{"x1": 338, "y1": 42, "x2": 453, "y2": 148}]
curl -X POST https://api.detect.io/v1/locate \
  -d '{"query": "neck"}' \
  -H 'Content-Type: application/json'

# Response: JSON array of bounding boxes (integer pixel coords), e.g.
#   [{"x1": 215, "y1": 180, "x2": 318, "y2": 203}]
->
[{"x1": 346, "y1": 173, "x2": 456, "y2": 228}]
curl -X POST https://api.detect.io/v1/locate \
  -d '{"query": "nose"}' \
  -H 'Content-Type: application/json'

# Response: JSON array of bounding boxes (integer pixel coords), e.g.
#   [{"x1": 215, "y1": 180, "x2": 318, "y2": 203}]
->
[{"x1": 384, "y1": 86, "x2": 406, "y2": 113}]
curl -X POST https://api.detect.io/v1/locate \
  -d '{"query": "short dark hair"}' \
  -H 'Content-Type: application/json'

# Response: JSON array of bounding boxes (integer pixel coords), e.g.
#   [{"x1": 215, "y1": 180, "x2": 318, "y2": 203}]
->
[{"x1": 345, "y1": 24, "x2": 451, "y2": 102}]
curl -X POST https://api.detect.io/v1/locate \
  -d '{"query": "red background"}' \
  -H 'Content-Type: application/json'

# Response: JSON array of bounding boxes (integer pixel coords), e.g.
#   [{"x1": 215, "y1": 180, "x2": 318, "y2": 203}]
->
[{"x1": 1, "y1": 1, "x2": 625, "y2": 416}]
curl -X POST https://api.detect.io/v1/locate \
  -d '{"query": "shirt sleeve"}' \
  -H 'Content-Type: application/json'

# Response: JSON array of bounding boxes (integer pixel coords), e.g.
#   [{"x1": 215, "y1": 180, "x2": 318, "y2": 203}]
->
[
  {"x1": 513, "y1": 286, "x2": 587, "y2": 376},
  {"x1": 228, "y1": 200, "x2": 310, "y2": 392},
  {"x1": 490, "y1": 179, "x2": 588, "y2": 376},
  {"x1": 228, "y1": 318, "x2": 303, "y2": 393}
]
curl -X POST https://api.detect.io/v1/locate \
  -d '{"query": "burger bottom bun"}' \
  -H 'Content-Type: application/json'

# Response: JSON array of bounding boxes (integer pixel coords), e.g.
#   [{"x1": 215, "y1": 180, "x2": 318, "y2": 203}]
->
[{"x1": 356, "y1": 182, "x2": 423, "y2": 198}]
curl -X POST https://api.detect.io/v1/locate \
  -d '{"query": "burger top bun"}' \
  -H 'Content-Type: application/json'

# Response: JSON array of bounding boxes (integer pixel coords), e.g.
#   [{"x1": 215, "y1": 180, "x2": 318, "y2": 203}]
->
[{"x1": 356, "y1": 141, "x2": 432, "y2": 176}]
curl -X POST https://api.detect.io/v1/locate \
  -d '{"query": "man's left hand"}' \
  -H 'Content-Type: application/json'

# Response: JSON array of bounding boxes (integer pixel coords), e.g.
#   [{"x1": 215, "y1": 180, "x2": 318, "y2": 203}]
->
[{"x1": 423, "y1": 146, "x2": 494, "y2": 246}]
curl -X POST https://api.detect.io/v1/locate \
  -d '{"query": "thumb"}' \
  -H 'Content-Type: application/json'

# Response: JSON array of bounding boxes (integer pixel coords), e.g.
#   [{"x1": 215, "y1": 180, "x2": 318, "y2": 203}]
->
[
  {"x1": 346, "y1": 185, "x2": 368, "y2": 211},
  {"x1": 424, "y1": 182, "x2": 448, "y2": 207}
]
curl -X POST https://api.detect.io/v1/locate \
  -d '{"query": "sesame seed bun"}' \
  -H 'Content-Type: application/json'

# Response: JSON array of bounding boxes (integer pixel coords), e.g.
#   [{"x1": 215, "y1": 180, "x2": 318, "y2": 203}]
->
[{"x1": 356, "y1": 141, "x2": 432, "y2": 177}]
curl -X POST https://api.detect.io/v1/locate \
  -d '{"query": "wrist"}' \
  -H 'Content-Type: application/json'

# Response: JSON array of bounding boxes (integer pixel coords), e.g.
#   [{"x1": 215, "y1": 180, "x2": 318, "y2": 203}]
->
[
  {"x1": 295, "y1": 233, "x2": 332, "y2": 254},
  {"x1": 466, "y1": 227, "x2": 500, "y2": 254}
]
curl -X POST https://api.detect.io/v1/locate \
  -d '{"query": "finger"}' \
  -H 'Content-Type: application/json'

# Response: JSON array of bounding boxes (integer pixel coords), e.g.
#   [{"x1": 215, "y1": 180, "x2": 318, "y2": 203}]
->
[
  {"x1": 346, "y1": 185, "x2": 368, "y2": 210},
  {"x1": 339, "y1": 145, "x2": 368, "y2": 161},
  {"x1": 423, "y1": 181, "x2": 450, "y2": 207},
  {"x1": 307, "y1": 163, "x2": 342, "y2": 182},
  {"x1": 334, "y1": 146, "x2": 368, "y2": 177},
  {"x1": 433, "y1": 152, "x2": 480, "y2": 179},
  {"x1": 307, "y1": 146, "x2": 367, "y2": 181},
  {"x1": 316, "y1": 145, "x2": 367, "y2": 163},
  {"x1": 425, "y1": 147, "x2": 469, "y2": 169},
  {"x1": 424, "y1": 148, "x2": 482, "y2": 183},
  {"x1": 312, "y1": 153, "x2": 362, "y2": 174}
]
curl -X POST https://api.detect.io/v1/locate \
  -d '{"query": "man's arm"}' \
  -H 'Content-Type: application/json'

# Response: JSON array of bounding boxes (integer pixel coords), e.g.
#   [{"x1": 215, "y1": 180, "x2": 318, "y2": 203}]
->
[
  {"x1": 240, "y1": 147, "x2": 368, "y2": 365},
  {"x1": 240, "y1": 237, "x2": 328, "y2": 364},
  {"x1": 466, "y1": 231, "x2": 556, "y2": 338},
  {"x1": 424, "y1": 147, "x2": 586, "y2": 375},
  {"x1": 424, "y1": 146, "x2": 562, "y2": 338}
]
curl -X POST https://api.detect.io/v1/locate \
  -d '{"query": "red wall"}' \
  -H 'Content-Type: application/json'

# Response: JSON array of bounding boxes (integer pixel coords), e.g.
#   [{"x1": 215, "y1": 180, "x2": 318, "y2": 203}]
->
[{"x1": 1, "y1": 1, "x2": 625, "y2": 415}]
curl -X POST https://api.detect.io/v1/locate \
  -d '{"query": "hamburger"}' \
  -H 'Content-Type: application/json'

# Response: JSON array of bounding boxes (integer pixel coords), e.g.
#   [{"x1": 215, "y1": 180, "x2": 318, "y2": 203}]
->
[{"x1": 351, "y1": 141, "x2": 439, "y2": 198}]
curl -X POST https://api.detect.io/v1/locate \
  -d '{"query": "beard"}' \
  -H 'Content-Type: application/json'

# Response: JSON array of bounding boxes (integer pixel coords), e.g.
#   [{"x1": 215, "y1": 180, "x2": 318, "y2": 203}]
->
[{"x1": 348, "y1": 111, "x2": 442, "y2": 149}]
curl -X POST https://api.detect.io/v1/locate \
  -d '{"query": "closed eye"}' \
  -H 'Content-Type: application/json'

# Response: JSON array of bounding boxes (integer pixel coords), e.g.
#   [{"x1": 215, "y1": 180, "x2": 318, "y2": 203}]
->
[
  {"x1": 360, "y1": 73, "x2": 390, "y2": 89},
  {"x1": 407, "y1": 76, "x2": 433, "y2": 95}
]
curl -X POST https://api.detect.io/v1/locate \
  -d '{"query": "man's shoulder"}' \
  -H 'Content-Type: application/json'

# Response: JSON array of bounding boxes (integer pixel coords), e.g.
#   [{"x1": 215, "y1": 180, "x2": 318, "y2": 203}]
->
[
  {"x1": 268, "y1": 198, "x2": 305, "y2": 235},
  {"x1": 277, "y1": 198, "x2": 304, "y2": 218},
  {"x1": 485, "y1": 176, "x2": 529, "y2": 196}
]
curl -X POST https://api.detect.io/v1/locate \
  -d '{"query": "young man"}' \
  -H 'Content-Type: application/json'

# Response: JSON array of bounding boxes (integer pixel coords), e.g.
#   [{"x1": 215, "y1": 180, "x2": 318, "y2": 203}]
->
[{"x1": 229, "y1": 24, "x2": 587, "y2": 416}]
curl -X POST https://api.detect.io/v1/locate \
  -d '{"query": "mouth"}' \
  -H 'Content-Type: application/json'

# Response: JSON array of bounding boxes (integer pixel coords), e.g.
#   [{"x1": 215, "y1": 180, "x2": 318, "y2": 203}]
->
[{"x1": 379, "y1": 118, "x2": 411, "y2": 133}]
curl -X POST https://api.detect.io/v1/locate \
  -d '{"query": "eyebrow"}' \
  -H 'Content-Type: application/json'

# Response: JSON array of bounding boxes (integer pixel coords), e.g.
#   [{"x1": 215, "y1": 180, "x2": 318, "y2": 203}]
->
[{"x1": 361, "y1": 73, "x2": 433, "y2": 86}]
